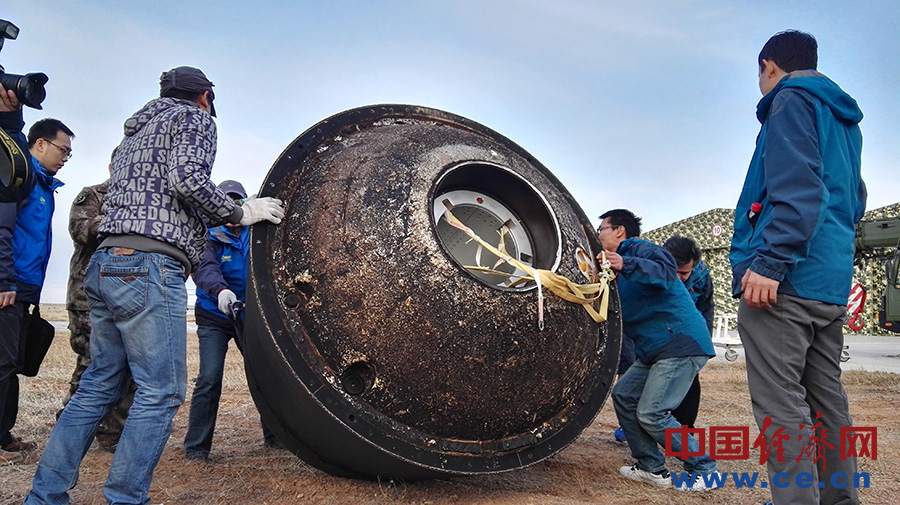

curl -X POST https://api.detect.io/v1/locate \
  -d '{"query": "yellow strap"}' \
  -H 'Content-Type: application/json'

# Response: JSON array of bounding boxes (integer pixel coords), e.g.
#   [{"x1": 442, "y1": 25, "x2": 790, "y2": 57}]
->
[
  {"x1": 0, "y1": 128, "x2": 29, "y2": 188},
  {"x1": 442, "y1": 208, "x2": 614, "y2": 325}
]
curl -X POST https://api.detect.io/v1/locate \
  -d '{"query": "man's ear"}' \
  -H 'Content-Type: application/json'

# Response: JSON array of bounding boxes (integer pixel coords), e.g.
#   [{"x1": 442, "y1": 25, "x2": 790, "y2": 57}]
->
[
  {"x1": 196, "y1": 91, "x2": 211, "y2": 113},
  {"x1": 761, "y1": 59, "x2": 782, "y2": 78},
  {"x1": 31, "y1": 137, "x2": 47, "y2": 156}
]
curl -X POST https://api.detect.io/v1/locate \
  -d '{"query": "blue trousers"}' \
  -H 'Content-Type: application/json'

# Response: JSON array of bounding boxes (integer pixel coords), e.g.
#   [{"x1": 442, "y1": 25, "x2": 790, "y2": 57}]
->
[
  {"x1": 612, "y1": 355, "x2": 716, "y2": 474},
  {"x1": 26, "y1": 249, "x2": 188, "y2": 505},
  {"x1": 184, "y1": 324, "x2": 275, "y2": 458}
]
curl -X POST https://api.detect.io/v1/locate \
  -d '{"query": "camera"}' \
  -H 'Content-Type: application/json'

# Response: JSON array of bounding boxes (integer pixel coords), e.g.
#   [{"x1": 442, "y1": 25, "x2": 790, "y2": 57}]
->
[
  {"x1": 1, "y1": 19, "x2": 45, "y2": 202},
  {"x1": 0, "y1": 19, "x2": 49, "y2": 109}
]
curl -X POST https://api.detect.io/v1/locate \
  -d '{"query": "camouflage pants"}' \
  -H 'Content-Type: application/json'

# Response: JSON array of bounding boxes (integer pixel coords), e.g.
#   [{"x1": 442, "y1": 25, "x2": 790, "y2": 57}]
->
[{"x1": 62, "y1": 310, "x2": 136, "y2": 447}]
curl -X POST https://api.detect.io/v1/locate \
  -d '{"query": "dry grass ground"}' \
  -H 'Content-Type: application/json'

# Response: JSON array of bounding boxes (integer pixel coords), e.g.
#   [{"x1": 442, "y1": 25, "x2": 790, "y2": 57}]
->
[{"x1": 2, "y1": 305, "x2": 897, "y2": 504}]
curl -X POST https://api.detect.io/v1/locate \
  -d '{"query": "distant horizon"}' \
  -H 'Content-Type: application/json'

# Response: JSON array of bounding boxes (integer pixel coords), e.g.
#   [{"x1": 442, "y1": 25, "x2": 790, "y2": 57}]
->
[{"x1": 5, "y1": 2, "x2": 897, "y2": 305}]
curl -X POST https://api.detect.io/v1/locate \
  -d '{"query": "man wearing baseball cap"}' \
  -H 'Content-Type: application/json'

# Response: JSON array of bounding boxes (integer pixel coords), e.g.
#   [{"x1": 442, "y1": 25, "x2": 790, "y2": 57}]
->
[
  {"x1": 25, "y1": 67, "x2": 285, "y2": 505},
  {"x1": 159, "y1": 65, "x2": 217, "y2": 117},
  {"x1": 184, "y1": 180, "x2": 284, "y2": 461}
]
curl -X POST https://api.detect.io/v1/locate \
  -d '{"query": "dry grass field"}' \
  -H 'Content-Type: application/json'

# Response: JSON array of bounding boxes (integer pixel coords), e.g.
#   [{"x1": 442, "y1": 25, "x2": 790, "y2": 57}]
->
[{"x1": 1, "y1": 305, "x2": 897, "y2": 505}]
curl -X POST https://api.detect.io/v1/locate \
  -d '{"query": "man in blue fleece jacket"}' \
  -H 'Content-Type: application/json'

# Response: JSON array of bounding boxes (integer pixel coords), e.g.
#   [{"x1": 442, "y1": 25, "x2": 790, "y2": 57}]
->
[
  {"x1": 664, "y1": 235, "x2": 714, "y2": 430},
  {"x1": 599, "y1": 209, "x2": 718, "y2": 492},
  {"x1": 730, "y1": 30, "x2": 866, "y2": 505},
  {"x1": 0, "y1": 90, "x2": 73, "y2": 465}
]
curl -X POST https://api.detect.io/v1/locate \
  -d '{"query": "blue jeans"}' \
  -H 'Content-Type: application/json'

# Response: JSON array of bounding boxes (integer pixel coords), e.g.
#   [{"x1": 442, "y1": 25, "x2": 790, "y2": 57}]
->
[
  {"x1": 184, "y1": 324, "x2": 275, "y2": 458},
  {"x1": 184, "y1": 325, "x2": 232, "y2": 458},
  {"x1": 26, "y1": 249, "x2": 187, "y2": 505},
  {"x1": 612, "y1": 355, "x2": 715, "y2": 474}
]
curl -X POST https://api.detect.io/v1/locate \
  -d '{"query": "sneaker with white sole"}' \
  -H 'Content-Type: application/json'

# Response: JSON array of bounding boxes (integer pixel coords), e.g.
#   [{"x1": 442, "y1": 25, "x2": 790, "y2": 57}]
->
[
  {"x1": 619, "y1": 464, "x2": 672, "y2": 488},
  {"x1": 675, "y1": 471, "x2": 725, "y2": 491}
]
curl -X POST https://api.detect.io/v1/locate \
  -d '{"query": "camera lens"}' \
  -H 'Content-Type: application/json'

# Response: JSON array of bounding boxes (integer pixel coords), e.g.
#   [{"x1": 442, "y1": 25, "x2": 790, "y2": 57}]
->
[{"x1": 0, "y1": 72, "x2": 48, "y2": 109}]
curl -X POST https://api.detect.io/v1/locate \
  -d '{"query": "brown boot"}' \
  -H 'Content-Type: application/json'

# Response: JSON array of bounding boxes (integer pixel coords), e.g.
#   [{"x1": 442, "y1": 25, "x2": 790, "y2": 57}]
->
[
  {"x1": 3, "y1": 436, "x2": 36, "y2": 452},
  {"x1": 0, "y1": 448, "x2": 25, "y2": 465}
]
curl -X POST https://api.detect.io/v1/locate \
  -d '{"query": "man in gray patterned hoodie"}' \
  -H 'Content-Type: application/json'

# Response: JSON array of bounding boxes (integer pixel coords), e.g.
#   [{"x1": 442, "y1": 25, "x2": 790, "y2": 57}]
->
[{"x1": 25, "y1": 66, "x2": 285, "y2": 505}]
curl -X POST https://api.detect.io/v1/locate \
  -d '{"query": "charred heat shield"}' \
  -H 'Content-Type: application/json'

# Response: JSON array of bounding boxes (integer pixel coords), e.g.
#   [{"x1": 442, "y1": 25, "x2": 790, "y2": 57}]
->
[{"x1": 244, "y1": 104, "x2": 621, "y2": 479}]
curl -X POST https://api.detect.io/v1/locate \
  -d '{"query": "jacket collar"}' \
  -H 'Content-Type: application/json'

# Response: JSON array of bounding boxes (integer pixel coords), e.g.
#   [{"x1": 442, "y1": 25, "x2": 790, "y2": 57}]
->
[{"x1": 30, "y1": 156, "x2": 64, "y2": 191}]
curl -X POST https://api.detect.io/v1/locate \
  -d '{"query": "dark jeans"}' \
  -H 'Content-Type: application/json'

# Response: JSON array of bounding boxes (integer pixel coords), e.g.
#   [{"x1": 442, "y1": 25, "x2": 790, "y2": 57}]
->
[
  {"x1": 671, "y1": 375, "x2": 700, "y2": 429},
  {"x1": 184, "y1": 324, "x2": 275, "y2": 458}
]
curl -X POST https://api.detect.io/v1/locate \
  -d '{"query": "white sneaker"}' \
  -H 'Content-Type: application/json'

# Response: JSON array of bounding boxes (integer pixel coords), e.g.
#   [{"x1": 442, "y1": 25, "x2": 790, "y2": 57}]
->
[
  {"x1": 675, "y1": 472, "x2": 725, "y2": 491},
  {"x1": 619, "y1": 464, "x2": 672, "y2": 488}
]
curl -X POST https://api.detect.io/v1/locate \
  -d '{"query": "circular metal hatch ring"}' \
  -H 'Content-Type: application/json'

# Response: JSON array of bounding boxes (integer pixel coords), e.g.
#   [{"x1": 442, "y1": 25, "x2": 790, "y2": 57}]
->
[
  {"x1": 244, "y1": 104, "x2": 621, "y2": 480},
  {"x1": 431, "y1": 160, "x2": 562, "y2": 292}
]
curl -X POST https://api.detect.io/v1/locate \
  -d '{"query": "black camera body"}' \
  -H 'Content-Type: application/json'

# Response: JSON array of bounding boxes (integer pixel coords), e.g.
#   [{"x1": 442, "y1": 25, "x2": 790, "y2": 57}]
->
[
  {"x1": 0, "y1": 19, "x2": 48, "y2": 110},
  {"x1": 0, "y1": 19, "x2": 45, "y2": 203}
]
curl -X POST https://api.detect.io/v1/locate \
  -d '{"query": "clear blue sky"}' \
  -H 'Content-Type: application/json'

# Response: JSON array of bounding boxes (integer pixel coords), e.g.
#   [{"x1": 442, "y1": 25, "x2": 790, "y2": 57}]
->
[{"x1": 4, "y1": 1, "x2": 899, "y2": 303}]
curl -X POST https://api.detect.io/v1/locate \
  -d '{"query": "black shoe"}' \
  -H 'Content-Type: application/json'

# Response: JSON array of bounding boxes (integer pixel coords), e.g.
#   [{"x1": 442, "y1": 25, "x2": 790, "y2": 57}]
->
[
  {"x1": 185, "y1": 453, "x2": 210, "y2": 462},
  {"x1": 96, "y1": 434, "x2": 120, "y2": 453},
  {"x1": 3, "y1": 436, "x2": 36, "y2": 452}
]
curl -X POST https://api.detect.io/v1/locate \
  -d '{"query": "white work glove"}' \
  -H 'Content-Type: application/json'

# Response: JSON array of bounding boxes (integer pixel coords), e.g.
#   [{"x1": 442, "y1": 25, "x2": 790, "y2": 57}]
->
[
  {"x1": 217, "y1": 289, "x2": 238, "y2": 315},
  {"x1": 240, "y1": 196, "x2": 285, "y2": 226}
]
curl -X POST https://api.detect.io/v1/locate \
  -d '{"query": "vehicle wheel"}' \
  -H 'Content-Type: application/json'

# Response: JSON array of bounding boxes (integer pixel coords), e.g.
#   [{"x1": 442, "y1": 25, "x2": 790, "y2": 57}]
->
[{"x1": 724, "y1": 348, "x2": 739, "y2": 362}]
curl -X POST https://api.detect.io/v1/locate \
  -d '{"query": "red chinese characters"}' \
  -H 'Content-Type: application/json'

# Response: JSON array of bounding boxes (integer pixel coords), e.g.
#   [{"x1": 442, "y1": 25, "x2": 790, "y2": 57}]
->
[{"x1": 663, "y1": 413, "x2": 877, "y2": 467}]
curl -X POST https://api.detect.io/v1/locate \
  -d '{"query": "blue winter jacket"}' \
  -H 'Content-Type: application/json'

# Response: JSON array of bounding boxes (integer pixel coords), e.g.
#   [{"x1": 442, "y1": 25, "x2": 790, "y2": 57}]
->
[
  {"x1": 192, "y1": 225, "x2": 249, "y2": 331},
  {"x1": 684, "y1": 260, "x2": 714, "y2": 334},
  {"x1": 0, "y1": 148, "x2": 62, "y2": 303},
  {"x1": 616, "y1": 237, "x2": 715, "y2": 364},
  {"x1": 730, "y1": 71, "x2": 867, "y2": 305}
]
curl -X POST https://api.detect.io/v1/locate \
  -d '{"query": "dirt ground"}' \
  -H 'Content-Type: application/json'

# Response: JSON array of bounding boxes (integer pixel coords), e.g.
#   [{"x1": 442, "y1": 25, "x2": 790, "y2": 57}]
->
[{"x1": 2, "y1": 305, "x2": 897, "y2": 505}]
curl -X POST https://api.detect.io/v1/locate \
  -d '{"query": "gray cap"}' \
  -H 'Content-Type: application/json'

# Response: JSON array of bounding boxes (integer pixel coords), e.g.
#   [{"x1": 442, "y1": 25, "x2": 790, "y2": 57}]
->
[
  {"x1": 218, "y1": 180, "x2": 247, "y2": 199},
  {"x1": 159, "y1": 66, "x2": 216, "y2": 116}
]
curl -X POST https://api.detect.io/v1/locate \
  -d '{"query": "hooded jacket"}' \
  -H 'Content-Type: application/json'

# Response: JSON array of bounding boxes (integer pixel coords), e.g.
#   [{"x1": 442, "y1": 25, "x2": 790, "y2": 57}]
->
[
  {"x1": 616, "y1": 237, "x2": 715, "y2": 364},
  {"x1": 193, "y1": 225, "x2": 249, "y2": 331},
  {"x1": 730, "y1": 71, "x2": 867, "y2": 305},
  {"x1": 99, "y1": 97, "x2": 241, "y2": 273},
  {"x1": 685, "y1": 260, "x2": 714, "y2": 333}
]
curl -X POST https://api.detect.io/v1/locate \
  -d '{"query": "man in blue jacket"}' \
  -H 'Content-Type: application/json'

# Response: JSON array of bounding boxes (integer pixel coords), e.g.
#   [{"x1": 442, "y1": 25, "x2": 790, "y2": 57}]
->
[
  {"x1": 184, "y1": 180, "x2": 280, "y2": 460},
  {"x1": 0, "y1": 86, "x2": 74, "y2": 465},
  {"x1": 730, "y1": 31, "x2": 866, "y2": 505},
  {"x1": 664, "y1": 235, "x2": 714, "y2": 430},
  {"x1": 598, "y1": 209, "x2": 719, "y2": 491},
  {"x1": 612, "y1": 236, "x2": 713, "y2": 442}
]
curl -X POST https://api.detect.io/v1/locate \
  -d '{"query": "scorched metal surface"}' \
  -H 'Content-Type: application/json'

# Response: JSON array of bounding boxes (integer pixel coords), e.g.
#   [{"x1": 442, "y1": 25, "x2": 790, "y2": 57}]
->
[{"x1": 244, "y1": 104, "x2": 621, "y2": 479}]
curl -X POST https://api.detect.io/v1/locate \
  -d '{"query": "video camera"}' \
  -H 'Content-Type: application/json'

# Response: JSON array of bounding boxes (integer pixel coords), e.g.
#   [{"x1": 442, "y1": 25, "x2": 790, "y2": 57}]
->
[{"x1": 1, "y1": 19, "x2": 47, "y2": 203}]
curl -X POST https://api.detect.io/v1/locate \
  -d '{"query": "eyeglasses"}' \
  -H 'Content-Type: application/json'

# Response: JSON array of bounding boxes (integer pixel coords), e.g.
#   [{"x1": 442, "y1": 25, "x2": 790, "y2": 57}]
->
[
  {"x1": 44, "y1": 139, "x2": 73, "y2": 159},
  {"x1": 597, "y1": 225, "x2": 619, "y2": 233}
]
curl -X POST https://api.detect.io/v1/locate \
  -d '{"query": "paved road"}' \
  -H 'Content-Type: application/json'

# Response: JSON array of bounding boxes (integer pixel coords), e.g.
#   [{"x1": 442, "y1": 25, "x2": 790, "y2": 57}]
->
[{"x1": 712, "y1": 333, "x2": 900, "y2": 374}]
